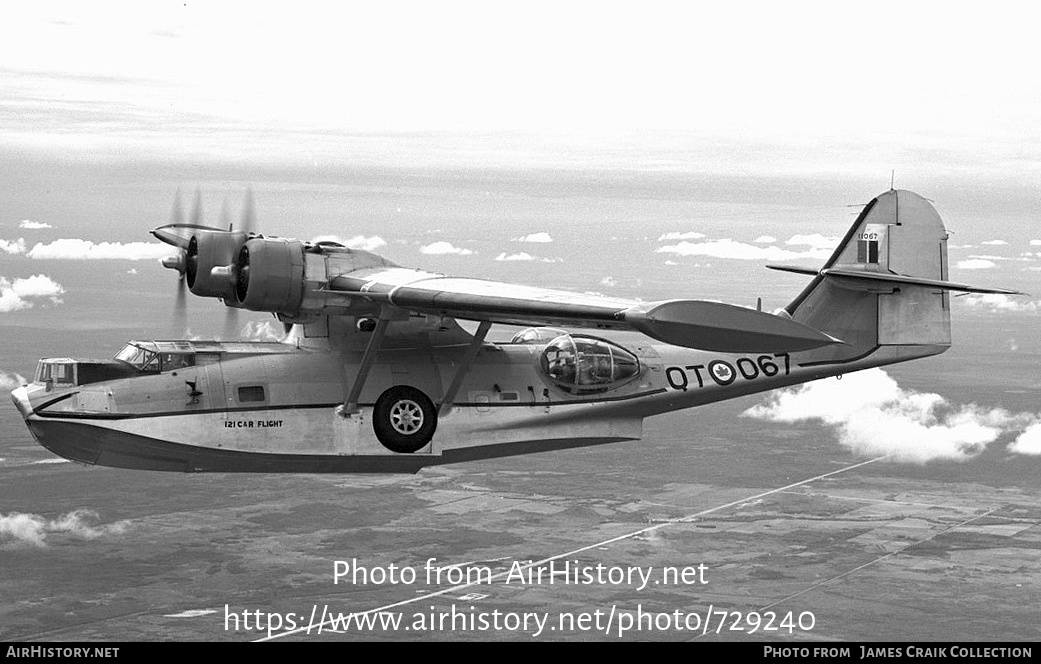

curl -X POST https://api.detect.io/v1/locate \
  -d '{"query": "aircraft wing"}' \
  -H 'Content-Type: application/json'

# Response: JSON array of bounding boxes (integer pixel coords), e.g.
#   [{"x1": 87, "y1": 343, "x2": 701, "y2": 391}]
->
[{"x1": 328, "y1": 267, "x2": 840, "y2": 353}]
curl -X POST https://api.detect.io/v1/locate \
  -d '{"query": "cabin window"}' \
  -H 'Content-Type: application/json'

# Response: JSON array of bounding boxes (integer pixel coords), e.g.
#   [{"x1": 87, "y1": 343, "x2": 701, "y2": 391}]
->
[
  {"x1": 36, "y1": 361, "x2": 75, "y2": 386},
  {"x1": 237, "y1": 385, "x2": 266, "y2": 403}
]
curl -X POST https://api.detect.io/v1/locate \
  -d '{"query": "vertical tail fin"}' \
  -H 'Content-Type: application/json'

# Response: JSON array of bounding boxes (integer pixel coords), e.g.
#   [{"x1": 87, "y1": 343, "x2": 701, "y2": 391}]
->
[{"x1": 769, "y1": 190, "x2": 956, "y2": 366}]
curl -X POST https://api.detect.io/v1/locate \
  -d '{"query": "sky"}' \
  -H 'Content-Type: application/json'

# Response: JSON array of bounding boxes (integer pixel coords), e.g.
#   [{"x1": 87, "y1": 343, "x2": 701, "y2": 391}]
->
[
  {"x1": 2, "y1": 1, "x2": 1041, "y2": 179},
  {"x1": 1, "y1": 1, "x2": 1039, "y2": 329}
]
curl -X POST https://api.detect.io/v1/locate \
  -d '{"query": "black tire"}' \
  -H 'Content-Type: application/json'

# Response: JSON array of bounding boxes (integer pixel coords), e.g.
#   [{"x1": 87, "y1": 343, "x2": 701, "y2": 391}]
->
[{"x1": 373, "y1": 386, "x2": 437, "y2": 453}]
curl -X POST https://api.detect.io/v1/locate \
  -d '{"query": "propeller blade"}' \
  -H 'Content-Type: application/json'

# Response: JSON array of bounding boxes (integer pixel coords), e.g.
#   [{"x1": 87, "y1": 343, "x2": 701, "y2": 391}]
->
[
  {"x1": 173, "y1": 275, "x2": 188, "y2": 335},
  {"x1": 170, "y1": 188, "x2": 185, "y2": 226},
  {"x1": 240, "y1": 189, "x2": 256, "y2": 236},
  {"x1": 190, "y1": 188, "x2": 203, "y2": 226},
  {"x1": 222, "y1": 306, "x2": 241, "y2": 341},
  {"x1": 220, "y1": 199, "x2": 232, "y2": 232}
]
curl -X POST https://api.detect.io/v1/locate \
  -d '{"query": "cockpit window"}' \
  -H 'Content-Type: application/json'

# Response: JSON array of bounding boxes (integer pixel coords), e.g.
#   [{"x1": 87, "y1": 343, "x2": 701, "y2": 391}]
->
[
  {"x1": 115, "y1": 344, "x2": 158, "y2": 372},
  {"x1": 539, "y1": 334, "x2": 640, "y2": 394},
  {"x1": 114, "y1": 343, "x2": 195, "y2": 373}
]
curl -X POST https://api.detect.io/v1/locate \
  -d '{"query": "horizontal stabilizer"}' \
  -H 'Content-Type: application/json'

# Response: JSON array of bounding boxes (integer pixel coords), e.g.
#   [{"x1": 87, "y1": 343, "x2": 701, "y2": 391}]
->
[
  {"x1": 822, "y1": 268, "x2": 1024, "y2": 295},
  {"x1": 765, "y1": 264, "x2": 819, "y2": 277},
  {"x1": 767, "y1": 264, "x2": 1023, "y2": 295},
  {"x1": 622, "y1": 300, "x2": 841, "y2": 353}
]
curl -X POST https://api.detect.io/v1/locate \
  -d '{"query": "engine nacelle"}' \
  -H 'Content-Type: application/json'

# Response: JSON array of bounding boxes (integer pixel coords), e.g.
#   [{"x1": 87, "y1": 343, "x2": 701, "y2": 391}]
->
[
  {"x1": 187, "y1": 230, "x2": 246, "y2": 301},
  {"x1": 235, "y1": 237, "x2": 305, "y2": 314}
]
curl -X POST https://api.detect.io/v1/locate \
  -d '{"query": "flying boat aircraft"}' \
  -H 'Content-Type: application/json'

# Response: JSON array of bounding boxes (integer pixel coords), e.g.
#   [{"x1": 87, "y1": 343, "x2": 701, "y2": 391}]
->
[{"x1": 9, "y1": 189, "x2": 1020, "y2": 472}]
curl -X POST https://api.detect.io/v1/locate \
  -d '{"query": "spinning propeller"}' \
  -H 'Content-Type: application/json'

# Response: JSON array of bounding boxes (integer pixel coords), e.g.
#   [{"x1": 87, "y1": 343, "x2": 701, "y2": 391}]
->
[{"x1": 155, "y1": 189, "x2": 258, "y2": 340}]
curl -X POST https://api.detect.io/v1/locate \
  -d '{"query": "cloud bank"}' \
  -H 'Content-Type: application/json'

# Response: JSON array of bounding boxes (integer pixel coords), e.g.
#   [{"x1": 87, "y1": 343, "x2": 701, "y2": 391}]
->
[
  {"x1": 0, "y1": 238, "x2": 26, "y2": 254},
  {"x1": 239, "y1": 320, "x2": 285, "y2": 341},
  {"x1": 658, "y1": 231, "x2": 706, "y2": 241},
  {"x1": 958, "y1": 294, "x2": 1039, "y2": 314},
  {"x1": 511, "y1": 232, "x2": 554, "y2": 243},
  {"x1": 785, "y1": 233, "x2": 840, "y2": 251},
  {"x1": 494, "y1": 251, "x2": 559, "y2": 262},
  {"x1": 956, "y1": 259, "x2": 996, "y2": 270},
  {"x1": 420, "y1": 241, "x2": 474, "y2": 256},
  {"x1": 26, "y1": 239, "x2": 172, "y2": 260},
  {"x1": 743, "y1": 368, "x2": 1030, "y2": 463},
  {"x1": 0, "y1": 371, "x2": 28, "y2": 389},
  {"x1": 1009, "y1": 422, "x2": 1041, "y2": 456},
  {"x1": 312, "y1": 234, "x2": 387, "y2": 252},
  {"x1": 0, "y1": 510, "x2": 128, "y2": 548},
  {"x1": 0, "y1": 274, "x2": 65, "y2": 312},
  {"x1": 657, "y1": 239, "x2": 832, "y2": 261}
]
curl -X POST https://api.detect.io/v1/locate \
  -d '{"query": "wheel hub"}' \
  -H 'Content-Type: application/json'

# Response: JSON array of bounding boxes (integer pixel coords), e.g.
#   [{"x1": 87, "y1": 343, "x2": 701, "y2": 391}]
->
[{"x1": 389, "y1": 399, "x2": 424, "y2": 435}]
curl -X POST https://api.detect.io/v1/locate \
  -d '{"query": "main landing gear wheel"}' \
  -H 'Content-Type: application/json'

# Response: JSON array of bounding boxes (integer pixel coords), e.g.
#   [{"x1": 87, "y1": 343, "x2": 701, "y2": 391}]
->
[{"x1": 373, "y1": 386, "x2": 437, "y2": 453}]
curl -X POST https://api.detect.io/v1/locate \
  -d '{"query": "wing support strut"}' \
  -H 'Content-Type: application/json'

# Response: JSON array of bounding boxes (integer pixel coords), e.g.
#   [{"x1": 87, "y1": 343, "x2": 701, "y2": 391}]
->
[
  {"x1": 438, "y1": 320, "x2": 491, "y2": 417},
  {"x1": 342, "y1": 311, "x2": 392, "y2": 415}
]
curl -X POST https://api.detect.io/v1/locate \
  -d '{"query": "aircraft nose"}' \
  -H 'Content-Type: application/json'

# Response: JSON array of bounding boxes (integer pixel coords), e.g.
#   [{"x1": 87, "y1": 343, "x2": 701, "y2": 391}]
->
[{"x1": 11, "y1": 386, "x2": 33, "y2": 419}]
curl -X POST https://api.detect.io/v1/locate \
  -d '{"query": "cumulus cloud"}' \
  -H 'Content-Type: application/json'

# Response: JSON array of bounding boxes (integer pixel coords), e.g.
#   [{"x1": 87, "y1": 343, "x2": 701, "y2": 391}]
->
[
  {"x1": 958, "y1": 294, "x2": 1039, "y2": 314},
  {"x1": 19, "y1": 220, "x2": 52, "y2": 230},
  {"x1": 0, "y1": 274, "x2": 65, "y2": 312},
  {"x1": 312, "y1": 234, "x2": 387, "y2": 252},
  {"x1": 496, "y1": 251, "x2": 534, "y2": 261},
  {"x1": 420, "y1": 241, "x2": 474, "y2": 256},
  {"x1": 981, "y1": 239, "x2": 1008, "y2": 246},
  {"x1": 0, "y1": 238, "x2": 26, "y2": 254},
  {"x1": 754, "y1": 235, "x2": 777, "y2": 244},
  {"x1": 1009, "y1": 422, "x2": 1041, "y2": 456},
  {"x1": 1031, "y1": 240, "x2": 1041, "y2": 247},
  {"x1": 658, "y1": 231, "x2": 706, "y2": 241},
  {"x1": 0, "y1": 371, "x2": 28, "y2": 389},
  {"x1": 0, "y1": 510, "x2": 127, "y2": 548},
  {"x1": 956, "y1": 259, "x2": 996, "y2": 270},
  {"x1": 27, "y1": 239, "x2": 171, "y2": 260},
  {"x1": 240, "y1": 320, "x2": 285, "y2": 341},
  {"x1": 785, "y1": 233, "x2": 840, "y2": 251},
  {"x1": 743, "y1": 368, "x2": 1024, "y2": 463},
  {"x1": 657, "y1": 239, "x2": 831, "y2": 261},
  {"x1": 600, "y1": 276, "x2": 617, "y2": 287},
  {"x1": 511, "y1": 232, "x2": 554, "y2": 243}
]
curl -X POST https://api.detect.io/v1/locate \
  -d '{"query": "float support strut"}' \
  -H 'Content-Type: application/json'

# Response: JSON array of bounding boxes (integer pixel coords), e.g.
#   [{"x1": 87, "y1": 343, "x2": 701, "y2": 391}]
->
[
  {"x1": 439, "y1": 320, "x2": 491, "y2": 416},
  {"x1": 342, "y1": 313, "x2": 391, "y2": 414}
]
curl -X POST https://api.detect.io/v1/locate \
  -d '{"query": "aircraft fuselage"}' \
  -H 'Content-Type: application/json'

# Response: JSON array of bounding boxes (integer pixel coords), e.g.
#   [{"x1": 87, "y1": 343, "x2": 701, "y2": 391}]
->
[{"x1": 10, "y1": 324, "x2": 945, "y2": 473}]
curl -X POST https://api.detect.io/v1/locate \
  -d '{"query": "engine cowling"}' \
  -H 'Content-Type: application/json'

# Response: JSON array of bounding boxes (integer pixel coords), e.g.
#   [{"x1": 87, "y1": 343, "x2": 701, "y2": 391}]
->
[
  {"x1": 234, "y1": 237, "x2": 305, "y2": 314},
  {"x1": 186, "y1": 230, "x2": 247, "y2": 301}
]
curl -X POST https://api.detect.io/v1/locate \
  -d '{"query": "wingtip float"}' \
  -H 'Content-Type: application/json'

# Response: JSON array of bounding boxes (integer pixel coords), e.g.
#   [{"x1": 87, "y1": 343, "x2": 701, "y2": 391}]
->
[
  {"x1": 12, "y1": 188, "x2": 1021, "y2": 473},
  {"x1": 621, "y1": 300, "x2": 842, "y2": 353}
]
